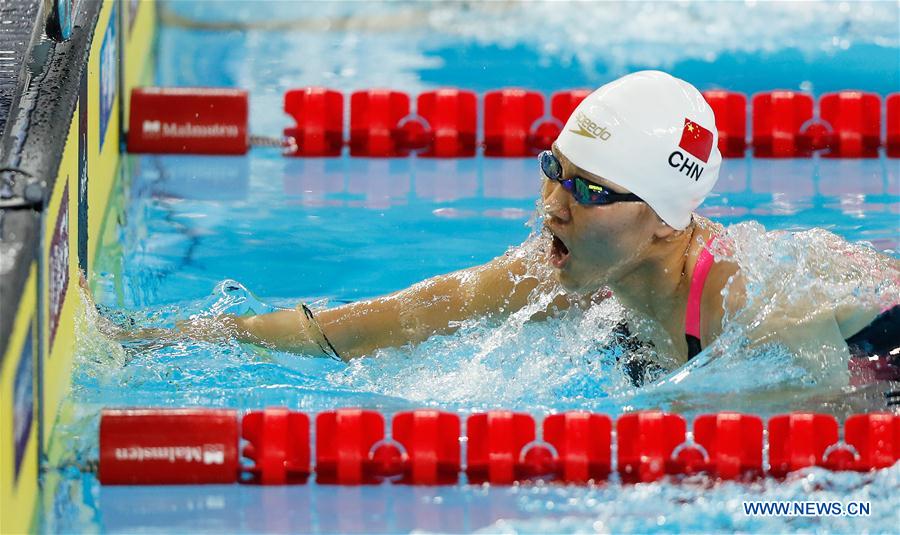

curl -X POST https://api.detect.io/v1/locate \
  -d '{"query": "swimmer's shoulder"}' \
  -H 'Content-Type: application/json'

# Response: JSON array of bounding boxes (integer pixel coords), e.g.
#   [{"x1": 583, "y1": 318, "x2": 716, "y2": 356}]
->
[
  {"x1": 699, "y1": 257, "x2": 744, "y2": 347},
  {"x1": 693, "y1": 222, "x2": 745, "y2": 346}
]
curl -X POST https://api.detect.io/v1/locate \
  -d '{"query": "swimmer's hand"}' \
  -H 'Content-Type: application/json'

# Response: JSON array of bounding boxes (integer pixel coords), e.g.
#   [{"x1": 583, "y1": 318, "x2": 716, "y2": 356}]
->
[
  {"x1": 78, "y1": 272, "x2": 137, "y2": 340},
  {"x1": 77, "y1": 273, "x2": 245, "y2": 344},
  {"x1": 79, "y1": 273, "x2": 340, "y2": 357},
  {"x1": 78, "y1": 272, "x2": 196, "y2": 342}
]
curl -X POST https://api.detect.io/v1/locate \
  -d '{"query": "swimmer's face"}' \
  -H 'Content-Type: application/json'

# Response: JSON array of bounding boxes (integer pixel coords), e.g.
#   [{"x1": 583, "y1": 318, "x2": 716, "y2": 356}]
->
[{"x1": 541, "y1": 143, "x2": 665, "y2": 292}]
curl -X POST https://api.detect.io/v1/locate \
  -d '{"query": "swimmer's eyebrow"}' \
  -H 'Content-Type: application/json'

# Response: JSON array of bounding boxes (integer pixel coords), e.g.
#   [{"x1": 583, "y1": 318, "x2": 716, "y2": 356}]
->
[{"x1": 550, "y1": 142, "x2": 629, "y2": 194}]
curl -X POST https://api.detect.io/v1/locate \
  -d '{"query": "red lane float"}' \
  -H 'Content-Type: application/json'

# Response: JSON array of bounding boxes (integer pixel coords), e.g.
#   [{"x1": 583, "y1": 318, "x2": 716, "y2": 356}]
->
[
  {"x1": 528, "y1": 89, "x2": 593, "y2": 152},
  {"x1": 616, "y1": 411, "x2": 687, "y2": 483},
  {"x1": 768, "y1": 412, "x2": 839, "y2": 477},
  {"x1": 129, "y1": 87, "x2": 897, "y2": 158},
  {"x1": 417, "y1": 89, "x2": 478, "y2": 157},
  {"x1": 483, "y1": 89, "x2": 545, "y2": 157},
  {"x1": 703, "y1": 90, "x2": 747, "y2": 158},
  {"x1": 465, "y1": 411, "x2": 536, "y2": 484},
  {"x1": 818, "y1": 91, "x2": 881, "y2": 158},
  {"x1": 98, "y1": 408, "x2": 239, "y2": 485},
  {"x1": 888, "y1": 93, "x2": 900, "y2": 158},
  {"x1": 551, "y1": 89, "x2": 592, "y2": 125},
  {"x1": 692, "y1": 412, "x2": 763, "y2": 479},
  {"x1": 127, "y1": 88, "x2": 249, "y2": 155},
  {"x1": 242, "y1": 408, "x2": 310, "y2": 484},
  {"x1": 392, "y1": 410, "x2": 461, "y2": 484},
  {"x1": 283, "y1": 87, "x2": 344, "y2": 156},
  {"x1": 315, "y1": 409, "x2": 385, "y2": 484},
  {"x1": 751, "y1": 91, "x2": 816, "y2": 157},
  {"x1": 543, "y1": 412, "x2": 612, "y2": 483},
  {"x1": 844, "y1": 413, "x2": 900, "y2": 470},
  {"x1": 350, "y1": 90, "x2": 412, "y2": 157},
  {"x1": 96, "y1": 409, "x2": 900, "y2": 485}
]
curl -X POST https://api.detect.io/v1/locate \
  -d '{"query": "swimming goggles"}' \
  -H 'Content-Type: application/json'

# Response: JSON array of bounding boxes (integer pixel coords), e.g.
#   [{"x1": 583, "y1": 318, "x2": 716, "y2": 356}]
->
[{"x1": 539, "y1": 150, "x2": 643, "y2": 206}]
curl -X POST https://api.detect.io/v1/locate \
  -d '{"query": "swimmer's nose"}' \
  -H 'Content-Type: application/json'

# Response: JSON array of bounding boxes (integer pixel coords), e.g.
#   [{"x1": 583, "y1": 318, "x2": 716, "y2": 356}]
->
[{"x1": 542, "y1": 180, "x2": 572, "y2": 223}]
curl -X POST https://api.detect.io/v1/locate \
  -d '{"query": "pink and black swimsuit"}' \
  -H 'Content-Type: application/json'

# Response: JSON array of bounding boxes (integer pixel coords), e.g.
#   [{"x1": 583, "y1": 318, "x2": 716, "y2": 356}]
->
[
  {"x1": 683, "y1": 240, "x2": 900, "y2": 386},
  {"x1": 617, "y1": 240, "x2": 898, "y2": 393},
  {"x1": 684, "y1": 240, "x2": 716, "y2": 360}
]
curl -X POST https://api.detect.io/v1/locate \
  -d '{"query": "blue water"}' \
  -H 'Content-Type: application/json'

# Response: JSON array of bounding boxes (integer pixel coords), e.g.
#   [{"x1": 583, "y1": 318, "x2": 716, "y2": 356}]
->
[{"x1": 44, "y1": 1, "x2": 900, "y2": 533}]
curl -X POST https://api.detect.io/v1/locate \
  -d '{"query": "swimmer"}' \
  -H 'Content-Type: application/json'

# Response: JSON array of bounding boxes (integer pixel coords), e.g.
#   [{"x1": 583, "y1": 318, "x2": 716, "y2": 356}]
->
[{"x1": 86, "y1": 71, "x2": 900, "y2": 387}]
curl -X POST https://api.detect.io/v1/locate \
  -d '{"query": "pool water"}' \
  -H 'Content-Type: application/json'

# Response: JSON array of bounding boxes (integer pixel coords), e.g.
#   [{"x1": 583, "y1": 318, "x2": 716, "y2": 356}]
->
[{"x1": 44, "y1": 1, "x2": 900, "y2": 533}]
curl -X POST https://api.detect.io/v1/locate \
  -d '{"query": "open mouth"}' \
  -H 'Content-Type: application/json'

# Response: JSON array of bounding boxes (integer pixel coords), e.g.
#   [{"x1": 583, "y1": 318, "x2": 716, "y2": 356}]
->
[{"x1": 549, "y1": 233, "x2": 571, "y2": 268}]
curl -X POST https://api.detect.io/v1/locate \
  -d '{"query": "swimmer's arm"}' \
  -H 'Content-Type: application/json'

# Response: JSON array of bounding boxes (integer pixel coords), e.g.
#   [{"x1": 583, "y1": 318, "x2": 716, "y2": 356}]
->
[
  {"x1": 699, "y1": 260, "x2": 742, "y2": 349},
  {"x1": 82, "y1": 246, "x2": 573, "y2": 358},
  {"x1": 85, "y1": 242, "x2": 587, "y2": 359},
  {"x1": 703, "y1": 265, "x2": 852, "y2": 380},
  {"x1": 243, "y1": 237, "x2": 611, "y2": 359},
  {"x1": 78, "y1": 272, "x2": 328, "y2": 352},
  {"x1": 227, "y1": 309, "x2": 331, "y2": 354},
  {"x1": 709, "y1": 267, "x2": 876, "y2": 351},
  {"x1": 222, "y1": 255, "x2": 537, "y2": 359},
  {"x1": 86, "y1": 301, "x2": 339, "y2": 355},
  {"x1": 309, "y1": 250, "x2": 571, "y2": 360}
]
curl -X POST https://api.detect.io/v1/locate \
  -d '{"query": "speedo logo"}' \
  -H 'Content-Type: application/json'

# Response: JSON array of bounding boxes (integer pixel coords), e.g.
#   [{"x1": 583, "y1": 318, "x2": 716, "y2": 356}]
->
[{"x1": 569, "y1": 112, "x2": 612, "y2": 141}]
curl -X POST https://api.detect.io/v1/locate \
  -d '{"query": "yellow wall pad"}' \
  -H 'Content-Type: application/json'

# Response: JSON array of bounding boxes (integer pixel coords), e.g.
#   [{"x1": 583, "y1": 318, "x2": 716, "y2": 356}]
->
[
  {"x1": 123, "y1": 0, "x2": 158, "y2": 129},
  {"x1": 42, "y1": 107, "x2": 79, "y2": 453},
  {"x1": 85, "y1": 0, "x2": 122, "y2": 272},
  {"x1": 0, "y1": 266, "x2": 39, "y2": 535}
]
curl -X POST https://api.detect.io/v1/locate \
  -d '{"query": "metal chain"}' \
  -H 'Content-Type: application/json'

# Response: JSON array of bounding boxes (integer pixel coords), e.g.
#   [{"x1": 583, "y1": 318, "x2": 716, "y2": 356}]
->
[{"x1": 248, "y1": 135, "x2": 286, "y2": 149}]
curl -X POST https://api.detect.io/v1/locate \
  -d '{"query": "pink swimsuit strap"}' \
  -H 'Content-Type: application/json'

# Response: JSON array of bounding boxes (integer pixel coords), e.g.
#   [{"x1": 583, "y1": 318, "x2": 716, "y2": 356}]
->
[{"x1": 685, "y1": 238, "x2": 717, "y2": 340}]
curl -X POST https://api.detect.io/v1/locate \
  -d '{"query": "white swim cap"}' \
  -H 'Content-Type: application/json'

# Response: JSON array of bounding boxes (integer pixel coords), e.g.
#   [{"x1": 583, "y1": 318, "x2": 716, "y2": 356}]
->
[{"x1": 555, "y1": 70, "x2": 721, "y2": 230}]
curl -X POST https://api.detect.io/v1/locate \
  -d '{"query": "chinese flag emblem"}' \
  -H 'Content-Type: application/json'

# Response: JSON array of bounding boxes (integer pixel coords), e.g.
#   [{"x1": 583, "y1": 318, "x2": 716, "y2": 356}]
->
[{"x1": 678, "y1": 118, "x2": 714, "y2": 163}]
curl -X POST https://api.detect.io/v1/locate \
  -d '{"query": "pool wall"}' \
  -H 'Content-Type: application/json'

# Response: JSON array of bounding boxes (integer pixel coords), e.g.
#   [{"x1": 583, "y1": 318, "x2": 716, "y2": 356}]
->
[{"x1": 0, "y1": 1, "x2": 155, "y2": 532}]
